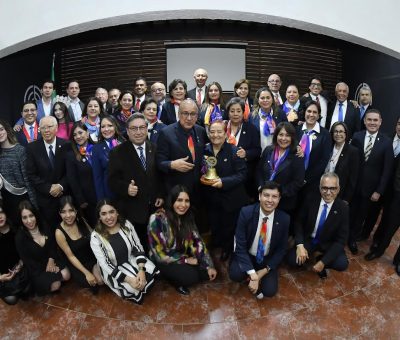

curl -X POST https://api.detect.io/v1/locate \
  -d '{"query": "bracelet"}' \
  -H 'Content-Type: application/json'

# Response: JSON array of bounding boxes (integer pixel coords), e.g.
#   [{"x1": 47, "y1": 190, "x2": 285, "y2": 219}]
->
[{"x1": 139, "y1": 266, "x2": 146, "y2": 272}]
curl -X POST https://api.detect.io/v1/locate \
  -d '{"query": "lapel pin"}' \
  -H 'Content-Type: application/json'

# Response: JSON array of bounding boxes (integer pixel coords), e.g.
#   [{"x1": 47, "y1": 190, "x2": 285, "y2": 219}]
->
[
  {"x1": 243, "y1": 131, "x2": 246, "y2": 134},
  {"x1": 334, "y1": 210, "x2": 337, "y2": 214},
  {"x1": 224, "y1": 158, "x2": 227, "y2": 162}
]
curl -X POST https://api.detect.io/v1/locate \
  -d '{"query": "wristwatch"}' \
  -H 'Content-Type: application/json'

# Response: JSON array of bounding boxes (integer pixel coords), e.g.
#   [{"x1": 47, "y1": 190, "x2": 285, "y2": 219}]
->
[{"x1": 265, "y1": 265, "x2": 271, "y2": 273}]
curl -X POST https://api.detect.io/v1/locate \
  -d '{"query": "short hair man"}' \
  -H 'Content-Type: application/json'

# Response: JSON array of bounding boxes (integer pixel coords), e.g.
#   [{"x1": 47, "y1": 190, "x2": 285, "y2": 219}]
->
[
  {"x1": 348, "y1": 109, "x2": 394, "y2": 254},
  {"x1": 108, "y1": 88, "x2": 121, "y2": 114},
  {"x1": 150, "y1": 82, "x2": 166, "y2": 119},
  {"x1": 66, "y1": 80, "x2": 84, "y2": 122},
  {"x1": 26, "y1": 116, "x2": 68, "y2": 228},
  {"x1": 287, "y1": 173, "x2": 349, "y2": 278},
  {"x1": 229, "y1": 182, "x2": 289, "y2": 298},
  {"x1": 108, "y1": 113, "x2": 164, "y2": 250},
  {"x1": 133, "y1": 76, "x2": 148, "y2": 112},
  {"x1": 156, "y1": 98, "x2": 207, "y2": 198},
  {"x1": 187, "y1": 68, "x2": 208, "y2": 106},
  {"x1": 95, "y1": 87, "x2": 112, "y2": 113},
  {"x1": 356, "y1": 85, "x2": 373, "y2": 130},
  {"x1": 326, "y1": 82, "x2": 360, "y2": 136},
  {"x1": 267, "y1": 74, "x2": 284, "y2": 106},
  {"x1": 15, "y1": 101, "x2": 42, "y2": 146}
]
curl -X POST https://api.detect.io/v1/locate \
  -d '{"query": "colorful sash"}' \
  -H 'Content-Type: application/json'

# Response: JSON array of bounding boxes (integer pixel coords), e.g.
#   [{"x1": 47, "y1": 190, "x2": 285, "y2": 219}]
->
[
  {"x1": 22, "y1": 124, "x2": 38, "y2": 143},
  {"x1": 282, "y1": 100, "x2": 300, "y2": 115},
  {"x1": 78, "y1": 143, "x2": 94, "y2": 165},
  {"x1": 226, "y1": 121, "x2": 242, "y2": 145},
  {"x1": 269, "y1": 147, "x2": 289, "y2": 180},
  {"x1": 299, "y1": 130, "x2": 315, "y2": 169},
  {"x1": 204, "y1": 104, "x2": 222, "y2": 126}
]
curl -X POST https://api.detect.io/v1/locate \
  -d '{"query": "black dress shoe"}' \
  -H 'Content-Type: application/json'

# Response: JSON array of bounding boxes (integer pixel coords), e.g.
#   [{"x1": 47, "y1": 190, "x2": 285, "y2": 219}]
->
[
  {"x1": 364, "y1": 251, "x2": 382, "y2": 261},
  {"x1": 318, "y1": 268, "x2": 328, "y2": 279},
  {"x1": 348, "y1": 242, "x2": 358, "y2": 255},
  {"x1": 395, "y1": 263, "x2": 400, "y2": 276},
  {"x1": 176, "y1": 286, "x2": 190, "y2": 295}
]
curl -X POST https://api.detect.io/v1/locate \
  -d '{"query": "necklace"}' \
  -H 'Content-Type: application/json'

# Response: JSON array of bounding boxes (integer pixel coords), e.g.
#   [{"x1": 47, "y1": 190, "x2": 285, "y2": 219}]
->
[{"x1": 30, "y1": 228, "x2": 40, "y2": 235}]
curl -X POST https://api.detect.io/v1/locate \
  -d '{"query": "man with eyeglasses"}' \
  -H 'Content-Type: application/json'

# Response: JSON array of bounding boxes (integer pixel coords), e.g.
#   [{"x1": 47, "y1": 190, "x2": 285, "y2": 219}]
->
[
  {"x1": 156, "y1": 98, "x2": 207, "y2": 197},
  {"x1": 267, "y1": 74, "x2": 284, "y2": 106},
  {"x1": 26, "y1": 116, "x2": 68, "y2": 229},
  {"x1": 300, "y1": 76, "x2": 330, "y2": 128},
  {"x1": 15, "y1": 101, "x2": 42, "y2": 146},
  {"x1": 150, "y1": 82, "x2": 167, "y2": 119},
  {"x1": 287, "y1": 172, "x2": 349, "y2": 279},
  {"x1": 107, "y1": 88, "x2": 121, "y2": 115},
  {"x1": 108, "y1": 113, "x2": 164, "y2": 250}
]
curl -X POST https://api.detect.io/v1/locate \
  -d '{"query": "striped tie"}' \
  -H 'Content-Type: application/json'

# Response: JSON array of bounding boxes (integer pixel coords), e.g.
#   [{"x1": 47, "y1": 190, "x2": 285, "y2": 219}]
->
[
  {"x1": 138, "y1": 146, "x2": 146, "y2": 170},
  {"x1": 364, "y1": 135, "x2": 373, "y2": 161}
]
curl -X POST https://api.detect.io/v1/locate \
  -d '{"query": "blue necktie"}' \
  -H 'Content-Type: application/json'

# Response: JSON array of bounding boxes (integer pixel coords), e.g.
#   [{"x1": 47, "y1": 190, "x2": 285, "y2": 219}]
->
[
  {"x1": 29, "y1": 125, "x2": 34, "y2": 141},
  {"x1": 138, "y1": 146, "x2": 146, "y2": 170},
  {"x1": 360, "y1": 106, "x2": 365, "y2": 119},
  {"x1": 338, "y1": 103, "x2": 344, "y2": 122},
  {"x1": 48, "y1": 145, "x2": 55, "y2": 168},
  {"x1": 312, "y1": 203, "x2": 328, "y2": 245}
]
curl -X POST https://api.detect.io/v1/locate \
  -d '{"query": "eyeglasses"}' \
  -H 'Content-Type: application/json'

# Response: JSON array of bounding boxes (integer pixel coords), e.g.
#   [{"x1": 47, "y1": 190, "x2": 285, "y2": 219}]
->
[
  {"x1": 40, "y1": 125, "x2": 55, "y2": 131},
  {"x1": 321, "y1": 186, "x2": 338, "y2": 192},
  {"x1": 23, "y1": 109, "x2": 37, "y2": 113},
  {"x1": 128, "y1": 125, "x2": 147, "y2": 132},
  {"x1": 268, "y1": 80, "x2": 281, "y2": 84},
  {"x1": 180, "y1": 112, "x2": 198, "y2": 118},
  {"x1": 333, "y1": 130, "x2": 346, "y2": 135},
  {"x1": 151, "y1": 88, "x2": 165, "y2": 93}
]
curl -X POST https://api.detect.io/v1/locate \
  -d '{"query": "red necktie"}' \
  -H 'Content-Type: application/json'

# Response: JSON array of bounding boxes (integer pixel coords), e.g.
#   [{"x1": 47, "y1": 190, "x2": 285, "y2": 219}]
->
[
  {"x1": 135, "y1": 99, "x2": 141, "y2": 111},
  {"x1": 197, "y1": 89, "x2": 202, "y2": 106},
  {"x1": 188, "y1": 135, "x2": 195, "y2": 162}
]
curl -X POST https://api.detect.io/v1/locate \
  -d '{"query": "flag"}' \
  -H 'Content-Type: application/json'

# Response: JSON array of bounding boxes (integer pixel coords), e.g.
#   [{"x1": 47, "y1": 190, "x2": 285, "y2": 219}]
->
[{"x1": 51, "y1": 53, "x2": 56, "y2": 99}]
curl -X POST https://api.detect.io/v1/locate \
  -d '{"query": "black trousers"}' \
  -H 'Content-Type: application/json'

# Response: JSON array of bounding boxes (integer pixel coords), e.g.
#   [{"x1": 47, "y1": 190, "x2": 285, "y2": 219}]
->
[{"x1": 156, "y1": 262, "x2": 209, "y2": 288}]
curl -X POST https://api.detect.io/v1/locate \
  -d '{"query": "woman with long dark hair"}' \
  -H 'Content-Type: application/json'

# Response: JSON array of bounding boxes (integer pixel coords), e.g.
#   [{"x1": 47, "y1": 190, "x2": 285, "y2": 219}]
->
[
  {"x1": 90, "y1": 199, "x2": 158, "y2": 304},
  {"x1": 198, "y1": 81, "x2": 226, "y2": 131},
  {"x1": 148, "y1": 185, "x2": 217, "y2": 295},
  {"x1": 51, "y1": 101, "x2": 73, "y2": 140}
]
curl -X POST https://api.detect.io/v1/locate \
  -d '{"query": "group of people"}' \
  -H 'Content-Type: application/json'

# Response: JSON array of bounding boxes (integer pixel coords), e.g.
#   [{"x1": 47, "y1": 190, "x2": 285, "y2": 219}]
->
[{"x1": 1, "y1": 67, "x2": 399, "y2": 306}]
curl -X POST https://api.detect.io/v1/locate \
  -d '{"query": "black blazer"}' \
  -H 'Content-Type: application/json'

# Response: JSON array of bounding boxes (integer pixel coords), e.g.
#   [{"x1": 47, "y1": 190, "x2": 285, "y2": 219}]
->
[
  {"x1": 326, "y1": 101, "x2": 360, "y2": 136},
  {"x1": 108, "y1": 140, "x2": 163, "y2": 225},
  {"x1": 16, "y1": 126, "x2": 42, "y2": 146},
  {"x1": 236, "y1": 121, "x2": 261, "y2": 162},
  {"x1": 187, "y1": 86, "x2": 207, "y2": 105},
  {"x1": 160, "y1": 102, "x2": 178, "y2": 125},
  {"x1": 67, "y1": 100, "x2": 85, "y2": 121},
  {"x1": 294, "y1": 196, "x2": 348, "y2": 266},
  {"x1": 357, "y1": 104, "x2": 373, "y2": 131},
  {"x1": 351, "y1": 131, "x2": 394, "y2": 197},
  {"x1": 257, "y1": 146, "x2": 304, "y2": 211},
  {"x1": 202, "y1": 142, "x2": 249, "y2": 212},
  {"x1": 25, "y1": 138, "x2": 68, "y2": 208},
  {"x1": 233, "y1": 203, "x2": 289, "y2": 272},
  {"x1": 148, "y1": 121, "x2": 166, "y2": 145},
  {"x1": 156, "y1": 122, "x2": 207, "y2": 195},
  {"x1": 198, "y1": 103, "x2": 227, "y2": 127},
  {"x1": 328, "y1": 143, "x2": 360, "y2": 203}
]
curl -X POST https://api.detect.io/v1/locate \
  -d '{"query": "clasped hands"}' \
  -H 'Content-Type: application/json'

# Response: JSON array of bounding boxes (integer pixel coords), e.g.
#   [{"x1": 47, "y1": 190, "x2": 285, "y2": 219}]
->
[
  {"x1": 49, "y1": 184, "x2": 63, "y2": 197},
  {"x1": 126, "y1": 270, "x2": 147, "y2": 291}
]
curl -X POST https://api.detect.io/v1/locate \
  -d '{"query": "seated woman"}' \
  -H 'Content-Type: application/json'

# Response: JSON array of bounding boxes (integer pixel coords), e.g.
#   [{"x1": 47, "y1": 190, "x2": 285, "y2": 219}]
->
[
  {"x1": 257, "y1": 122, "x2": 304, "y2": 215},
  {"x1": 0, "y1": 202, "x2": 30, "y2": 305},
  {"x1": 90, "y1": 200, "x2": 158, "y2": 304},
  {"x1": 148, "y1": 185, "x2": 217, "y2": 295},
  {"x1": 160, "y1": 79, "x2": 188, "y2": 125},
  {"x1": 140, "y1": 98, "x2": 166, "y2": 144},
  {"x1": 233, "y1": 79, "x2": 253, "y2": 121},
  {"x1": 198, "y1": 81, "x2": 226, "y2": 131},
  {"x1": 81, "y1": 97, "x2": 104, "y2": 142},
  {"x1": 202, "y1": 120, "x2": 249, "y2": 261},
  {"x1": 281, "y1": 84, "x2": 305, "y2": 126},
  {"x1": 55, "y1": 196, "x2": 102, "y2": 291},
  {"x1": 51, "y1": 102, "x2": 73, "y2": 140},
  {"x1": 15, "y1": 201, "x2": 70, "y2": 296}
]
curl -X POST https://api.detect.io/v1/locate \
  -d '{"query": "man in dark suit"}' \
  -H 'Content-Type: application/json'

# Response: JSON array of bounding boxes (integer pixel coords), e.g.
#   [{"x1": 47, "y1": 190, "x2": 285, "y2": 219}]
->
[
  {"x1": 15, "y1": 101, "x2": 42, "y2": 146},
  {"x1": 267, "y1": 74, "x2": 284, "y2": 106},
  {"x1": 150, "y1": 82, "x2": 167, "y2": 120},
  {"x1": 356, "y1": 85, "x2": 373, "y2": 131},
  {"x1": 348, "y1": 109, "x2": 394, "y2": 254},
  {"x1": 26, "y1": 116, "x2": 68, "y2": 229},
  {"x1": 133, "y1": 76, "x2": 150, "y2": 112},
  {"x1": 187, "y1": 68, "x2": 208, "y2": 107},
  {"x1": 287, "y1": 172, "x2": 348, "y2": 278},
  {"x1": 108, "y1": 113, "x2": 164, "y2": 250},
  {"x1": 66, "y1": 80, "x2": 85, "y2": 122},
  {"x1": 107, "y1": 88, "x2": 121, "y2": 115},
  {"x1": 326, "y1": 82, "x2": 360, "y2": 136},
  {"x1": 95, "y1": 87, "x2": 112, "y2": 114},
  {"x1": 229, "y1": 181, "x2": 289, "y2": 299},
  {"x1": 156, "y1": 98, "x2": 207, "y2": 197}
]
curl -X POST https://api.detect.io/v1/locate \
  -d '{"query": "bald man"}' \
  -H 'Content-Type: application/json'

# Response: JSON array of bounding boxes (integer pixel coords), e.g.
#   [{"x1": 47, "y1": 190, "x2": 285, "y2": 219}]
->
[{"x1": 187, "y1": 68, "x2": 208, "y2": 106}]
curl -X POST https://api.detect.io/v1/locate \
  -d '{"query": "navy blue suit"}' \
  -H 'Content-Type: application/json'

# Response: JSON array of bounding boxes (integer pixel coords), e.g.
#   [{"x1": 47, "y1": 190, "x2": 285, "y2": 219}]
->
[
  {"x1": 16, "y1": 126, "x2": 42, "y2": 146},
  {"x1": 257, "y1": 146, "x2": 304, "y2": 212},
  {"x1": 91, "y1": 141, "x2": 114, "y2": 200},
  {"x1": 357, "y1": 104, "x2": 373, "y2": 131},
  {"x1": 229, "y1": 204, "x2": 289, "y2": 297},
  {"x1": 148, "y1": 121, "x2": 166, "y2": 145},
  {"x1": 326, "y1": 101, "x2": 360, "y2": 136},
  {"x1": 160, "y1": 102, "x2": 178, "y2": 125},
  {"x1": 349, "y1": 131, "x2": 394, "y2": 242},
  {"x1": 248, "y1": 108, "x2": 287, "y2": 135}
]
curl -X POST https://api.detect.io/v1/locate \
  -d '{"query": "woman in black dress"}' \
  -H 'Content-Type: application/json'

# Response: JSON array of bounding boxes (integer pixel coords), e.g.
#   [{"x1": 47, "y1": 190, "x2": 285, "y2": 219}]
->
[
  {"x1": 0, "y1": 202, "x2": 30, "y2": 305},
  {"x1": 55, "y1": 196, "x2": 102, "y2": 290},
  {"x1": 15, "y1": 200, "x2": 70, "y2": 295}
]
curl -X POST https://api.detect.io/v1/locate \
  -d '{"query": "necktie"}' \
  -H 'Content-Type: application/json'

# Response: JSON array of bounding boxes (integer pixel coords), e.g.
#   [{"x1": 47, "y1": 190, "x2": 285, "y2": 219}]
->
[
  {"x1": 274, "y1": 94, "x2": 280, "y2": 105},
  {"x1": 138, "y1": 146, "x2": 146, "y2": 170},
  {"x1": 135, "y1": 99, "x2": 141, "y2": 111},
  {"x1": 157, "y1": 104, "x2": 162, "y2": 119},
  {"x1": 312, "y1": 203, "x2": 328, "y2": 245},
  {"x1": 299, "y1": 131, "x2": 314, "y2": 169},
  {"x1": 315, "y1": 95, "x2": 320, "y2": 104},
  {"x1": 187, "y1": 135, "x2": 195, "y2": 162},
  {"x1": 256, "y1": 217, "x2": 268, "y2": 264},
  {"x1": 338, "y1": 102, "x2": 344, "y2": 122},
  {"x1": 394, "y1": 139, "x2": 400, "y2": 157},
  {"x1": 29, "y1": 125, "x2": 34, "y2": 141},
  {"x1": 364, "y1": 135, "x2": 373, "y2": 161},
  {"x1": 360, "y1": 106, "x2": 365, "y2": 119},
  {"x1": 48, "y1": 145, "x2": 55, "y2": 168},
  {"x1": 197, "y1": 89, "x2": 202, "y2": 106}
]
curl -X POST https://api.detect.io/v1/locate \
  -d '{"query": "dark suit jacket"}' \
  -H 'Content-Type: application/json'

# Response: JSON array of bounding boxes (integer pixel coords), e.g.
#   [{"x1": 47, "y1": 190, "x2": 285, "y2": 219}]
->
[
  {"x1": 156, "y1": 122, "x2": 207, "y2": 195},
  {"x1": 202, "y1": 142, "x2": 249, "y2": 212},
  {"x1": 329, "y1": 143, "x2": 360, "y2": 203},
  {"x1": 108, "y1": 140, "x2": 163, "y2": 225},
  {"x1": 257, "y1": 146, "x2": 304, "y2": 211},
  {"x1": 187, "y1": 86, "x2": 207, "y2": 105},
  {"x1": 67, "y1": 100, "x2": 85, "y2": 121},
  {"x1": 148, "y1": 121, "x2": 166, "y2": 145},
  {"x1": 294, "y1": 196, "x2": 349, "y2": 265},
  {"x1": 160, "y1": 102, "x2": 178, "y2": 125},
  {"x1": 91, "y1": 141, "x2": 113, "y2": 200},
  {"x1": 357, "y1": 104, "x2": 373, "y2": 131},
  {"x1": 248, "y1": 108, "x2": 288, "y2": 135},
  {"x1": 351, "y1": 131, "x2": 394, "y2": 197},
  {"x1": 16, "y1": 126, "x2": 42, "y2": 146},
  {"x1": 233, "y1": 203, "x2": 289, "y2": 272},
  {"x1": 326, "y1": 101, "x2": 360, "y2": 136},
  {"x1": 296, "y1": 125, "x2": 332, "y2": 188},
  {"x1": 236, "y1": 121, "x2": 261, "y2": 162},
  {"x1": 25, "y1": 138, "x2": 68, "y2": 208}
]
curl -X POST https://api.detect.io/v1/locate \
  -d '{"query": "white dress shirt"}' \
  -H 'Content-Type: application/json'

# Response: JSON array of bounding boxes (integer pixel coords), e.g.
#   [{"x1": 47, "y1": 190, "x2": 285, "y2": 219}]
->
[
  {"x1": 133, "y1": 142, "x2": 146, "y2": 159},
  {"x1": 330, "y1": 100, "x2": 348, "y2": 129},
  {"x1": 44, "y1": 139, "x2": 57, "y2": 158},
  {"x1": 196, "y1": 86, "x2": 206, "y2": 103},
  {"x1": 364, "y1": 131, "x2": 378, "y2": 152},
  {"x1": 312, "y1": 199, "x2": 334, "y2": 238},
  {"x1": 68, "y1": 97, "x2": 83, "y2": 122},
  {"x1": 310, "y1": 94, "x2": 328, "y2": 127},
  {"x1": 393, "y1": 134, "x2": 400, "y2": 157}
]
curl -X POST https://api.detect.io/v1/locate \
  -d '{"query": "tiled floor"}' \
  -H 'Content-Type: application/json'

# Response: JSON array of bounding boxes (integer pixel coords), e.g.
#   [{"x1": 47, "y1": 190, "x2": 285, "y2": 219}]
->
[{"x1": 1, "y1": 234, "x2": 400, "y2": 339}]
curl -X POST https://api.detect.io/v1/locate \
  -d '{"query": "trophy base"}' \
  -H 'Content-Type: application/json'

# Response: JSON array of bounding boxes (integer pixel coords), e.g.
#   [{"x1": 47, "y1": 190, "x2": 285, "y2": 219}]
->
[{"x1": 200, "y1": 175, "x2": 219, "y2": 186}]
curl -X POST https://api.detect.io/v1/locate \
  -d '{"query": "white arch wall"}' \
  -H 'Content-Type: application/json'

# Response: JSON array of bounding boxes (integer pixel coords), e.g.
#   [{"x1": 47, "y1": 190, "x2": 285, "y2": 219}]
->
[{"x1": 0, "y1": 1, "x2": 399, "y2": 59}]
